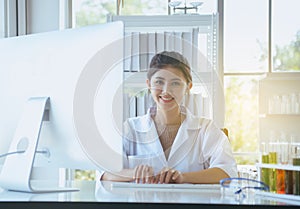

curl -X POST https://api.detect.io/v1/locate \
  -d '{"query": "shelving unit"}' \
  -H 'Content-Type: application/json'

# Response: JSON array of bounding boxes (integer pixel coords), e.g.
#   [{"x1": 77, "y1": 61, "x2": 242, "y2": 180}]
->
[
  {"x1": 257, "y1": 72, "x2": 300, "y2": 200},
  {"x1": 108, "y1": 14, "x2": 225, "y2": 127},
  {"x1": 257, "y1": 163, "x2": 300, "y2": 171},
  {"x1": 258, "y1": 72, "x2": 300, "y2": 140}
]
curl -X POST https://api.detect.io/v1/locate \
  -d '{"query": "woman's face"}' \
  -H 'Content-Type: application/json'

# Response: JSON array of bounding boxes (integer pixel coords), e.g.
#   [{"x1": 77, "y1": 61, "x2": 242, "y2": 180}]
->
[{"x1": 147, "y1": 67, "x2": 192, "y2": 112}]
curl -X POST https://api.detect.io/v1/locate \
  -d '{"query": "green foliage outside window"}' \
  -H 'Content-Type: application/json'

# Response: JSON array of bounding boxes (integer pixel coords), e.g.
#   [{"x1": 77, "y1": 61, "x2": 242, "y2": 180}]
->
[
  {"x1": 74, "y1": 0, "x2": 167, "y2": 27},
  {"x1": 224, "y1": 76, "x2": 260, "y2": 165},
  {"x1": 273, "y1": 31, "x2": 300, "y2": 71}
]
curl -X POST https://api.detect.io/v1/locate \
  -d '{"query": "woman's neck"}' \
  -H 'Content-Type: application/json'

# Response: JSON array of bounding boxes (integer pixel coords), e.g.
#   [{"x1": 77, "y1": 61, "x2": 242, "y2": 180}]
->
[{"x1": 154, "y1": 106, "x2": 184, "y2": 125}]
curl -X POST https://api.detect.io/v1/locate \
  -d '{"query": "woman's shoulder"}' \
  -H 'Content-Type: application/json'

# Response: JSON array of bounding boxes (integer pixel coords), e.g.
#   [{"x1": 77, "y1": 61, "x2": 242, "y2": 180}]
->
[
  {"x1": 125, "y1": 112, "x2": 154, "y2": 132},
  {"x1": 184, "y1": 107, "x2": 214, "y2": 128},
  {"x1": 127, "y1": 113, "x2": 149, "y2": 124}
]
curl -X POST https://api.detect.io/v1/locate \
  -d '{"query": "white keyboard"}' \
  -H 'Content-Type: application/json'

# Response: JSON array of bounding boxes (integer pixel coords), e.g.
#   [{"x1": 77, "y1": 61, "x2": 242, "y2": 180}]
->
[{"x1": 111, "y1": 182, "x2": 221, "y2": 190}]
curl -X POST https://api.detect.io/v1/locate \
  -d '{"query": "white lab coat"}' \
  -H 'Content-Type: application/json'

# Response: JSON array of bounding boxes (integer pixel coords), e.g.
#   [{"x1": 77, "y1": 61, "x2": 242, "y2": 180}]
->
[{"x1": 123, "y1": 106, "x2": 238, "y2": 177}]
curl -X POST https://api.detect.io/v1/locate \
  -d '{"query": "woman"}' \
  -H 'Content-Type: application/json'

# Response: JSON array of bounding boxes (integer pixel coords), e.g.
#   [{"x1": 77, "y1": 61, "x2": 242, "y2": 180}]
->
[{"x1": 101, "y1": 51, "x2": 237, "y2": 184}]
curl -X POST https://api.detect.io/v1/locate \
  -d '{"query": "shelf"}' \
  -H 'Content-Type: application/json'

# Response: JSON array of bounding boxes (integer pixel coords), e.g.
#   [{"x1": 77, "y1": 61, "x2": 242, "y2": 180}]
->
[
  {"x1": 261, "y1": 72, "x2": 300, "y2": 81},
  {"x1": 259, "y1": 114, "x2": 300, "y2": 118},
  {"x1": 256, "y1": 190, "x2": 300, "y2": 203},
  {"x1": 256, "y1": 163, "x2": 300, "y2": 171}
]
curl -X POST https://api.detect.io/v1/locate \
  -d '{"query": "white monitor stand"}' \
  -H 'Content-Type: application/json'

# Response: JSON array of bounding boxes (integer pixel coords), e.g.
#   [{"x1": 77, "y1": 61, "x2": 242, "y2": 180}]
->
[{"x1": 0, "y1": 97, "x2": 78, "y2": 193}]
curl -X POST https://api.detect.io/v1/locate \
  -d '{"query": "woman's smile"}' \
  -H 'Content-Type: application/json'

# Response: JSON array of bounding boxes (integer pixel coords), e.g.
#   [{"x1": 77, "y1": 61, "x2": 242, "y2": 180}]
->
[{"x1": 159, "y1": 95, "x2": 175, "y2": 103}]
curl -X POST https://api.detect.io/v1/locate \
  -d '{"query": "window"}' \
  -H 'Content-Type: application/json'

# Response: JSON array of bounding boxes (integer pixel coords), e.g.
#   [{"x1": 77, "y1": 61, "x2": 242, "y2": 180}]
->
[
  {"x1": 224, "y1": 0, "x2": 269, "y2": 164},
  {"x1": 72, "y1": 0, "x2": 217, "y2": 28},
  {"x1": 224, "y1": 0, "x2": 268, "y2": 73},
  {"x1": 224, "y1": 0, "x2": 300, "y2": 165},
  {"x1": 118, "y1": 0, "x2": 167, "y2": 15},
  {"x1": 272, "y1": 0, "x2": 300, "y2": 72},
  {"x1": 72, "y1": 0, "x2": 167, "y2": 28},
  {"x1": 224, "y1": 76, "x2": 262, "y2": 164},
  {"x1": 72, "y1": 0, "x2": 116, "y2": 27}
]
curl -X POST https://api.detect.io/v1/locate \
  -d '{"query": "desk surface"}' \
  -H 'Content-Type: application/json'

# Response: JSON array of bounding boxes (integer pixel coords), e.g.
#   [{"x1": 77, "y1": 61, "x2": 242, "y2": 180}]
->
[{"x1": 0, "y1": 180, "x2": 299, "y2": 208}]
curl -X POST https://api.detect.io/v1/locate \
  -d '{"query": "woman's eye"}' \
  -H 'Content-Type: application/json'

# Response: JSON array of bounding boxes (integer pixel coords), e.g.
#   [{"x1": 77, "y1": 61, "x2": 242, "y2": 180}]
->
[
  {"x1": 154, "y1": 80, "x2": 164, "y2": 85},
  {"x1": 171, "y1": 81, "x2": 181, "y2": 86}
]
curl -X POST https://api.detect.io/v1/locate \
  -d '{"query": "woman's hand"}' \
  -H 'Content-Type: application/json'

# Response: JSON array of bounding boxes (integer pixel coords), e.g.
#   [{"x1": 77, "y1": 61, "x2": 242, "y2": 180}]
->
[
  {"x1": 133, "y1": 164, "x2": 155, "y2": 183},
  {"x1": 154, "y1": 167, "x2": 184, "y2": 184}
]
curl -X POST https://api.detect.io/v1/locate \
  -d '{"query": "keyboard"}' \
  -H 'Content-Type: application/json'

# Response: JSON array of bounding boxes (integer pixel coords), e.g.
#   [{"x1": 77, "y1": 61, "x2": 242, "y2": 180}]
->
[{"x1": 110, "y1": 182, "x2": 221, "y2": 191}]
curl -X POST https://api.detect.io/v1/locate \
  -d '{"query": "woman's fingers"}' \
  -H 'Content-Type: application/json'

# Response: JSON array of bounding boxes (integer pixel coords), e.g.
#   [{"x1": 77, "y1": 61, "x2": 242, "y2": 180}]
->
[
  {"x1": 159, "y1": 167, "x2": 168, "y2": 183},
  {"x1": 134, "y1": 166, "x2": 182, "y2": 184},
  {"x1": 156, "y1": 167, "x2": 174, "y2": 183},
  {"x1": 164, "y1": 169, "x2": 175, "y2": 183},
  {"x1": 133, "y1": 165, "x2": 154, "y2": 183},
  {"x1": 133, "y1": 165, "x2": 141, "y2": 183},
  {"x1": 155, "y1": 168, "x2": 183, "y2": 184},
  {"x1": 172, "y1": 170, "x2": 182, "y2": 181}
]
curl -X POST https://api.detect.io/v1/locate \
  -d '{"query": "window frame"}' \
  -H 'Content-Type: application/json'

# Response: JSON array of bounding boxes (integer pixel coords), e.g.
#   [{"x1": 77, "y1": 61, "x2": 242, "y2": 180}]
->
[
  {"x1": 0, "y1": 0, "x2": 28, "y2": 38},
  {"x1": 0, "y1": 0, "x2": 5, "y2": 38},
  {"x1": 222, "y1": 0, "x2": 287, "y2": 163},
  {"x1": 221, "y1": 0, "x2": 270, "y2": 162}
]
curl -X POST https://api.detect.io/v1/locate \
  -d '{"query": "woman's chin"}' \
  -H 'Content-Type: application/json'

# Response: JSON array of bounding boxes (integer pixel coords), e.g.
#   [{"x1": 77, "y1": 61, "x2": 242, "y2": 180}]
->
[{"x1": 157, "y1": 103, "x2": 179, "y2": 112}]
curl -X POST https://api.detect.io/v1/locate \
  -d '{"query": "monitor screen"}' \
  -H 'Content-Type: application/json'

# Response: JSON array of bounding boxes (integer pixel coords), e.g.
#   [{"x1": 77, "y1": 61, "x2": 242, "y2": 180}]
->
[{"x1": 0, "y1": 21, "x2": 124, "y2": 192}]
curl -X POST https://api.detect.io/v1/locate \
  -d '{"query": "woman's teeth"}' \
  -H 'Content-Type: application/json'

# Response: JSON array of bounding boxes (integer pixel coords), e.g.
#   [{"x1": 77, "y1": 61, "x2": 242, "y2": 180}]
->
[{"x1": 160, "y1": 96, "x2": 173, "y2": 101}]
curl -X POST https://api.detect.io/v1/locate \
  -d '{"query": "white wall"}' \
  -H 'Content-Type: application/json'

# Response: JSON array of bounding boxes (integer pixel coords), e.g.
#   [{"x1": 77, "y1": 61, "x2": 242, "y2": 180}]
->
[{"x1": 26, "y1": 0, "x2": 60, "y2": 34}]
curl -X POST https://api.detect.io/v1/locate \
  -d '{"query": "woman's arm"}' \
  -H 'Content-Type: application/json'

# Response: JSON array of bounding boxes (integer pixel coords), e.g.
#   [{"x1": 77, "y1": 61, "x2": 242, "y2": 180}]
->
[
  {"x1": 101, "y1": 165, "x2": 156, "y2": 183},
  {"x1": 155, "y1": 167, "x2": 229, "y2": 184},
  {"x1": 101, "y1": 169, "x2": 134, "y2": 182},
  {"x1": 181, "y1": 167, "x2": 230, "y2": 184}
]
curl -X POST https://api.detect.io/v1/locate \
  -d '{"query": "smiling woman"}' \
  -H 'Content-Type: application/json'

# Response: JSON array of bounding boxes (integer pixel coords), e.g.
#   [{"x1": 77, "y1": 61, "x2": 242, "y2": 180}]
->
[{"x1": 101, "y1": 51, "x2": 238, "y2": 184}]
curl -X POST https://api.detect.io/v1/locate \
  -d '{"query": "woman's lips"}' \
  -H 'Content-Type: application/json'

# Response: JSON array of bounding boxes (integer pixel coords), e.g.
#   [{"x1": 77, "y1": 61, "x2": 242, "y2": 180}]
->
[{"x1": 159, "y1": 96, "x2": 174, "y2": 103}]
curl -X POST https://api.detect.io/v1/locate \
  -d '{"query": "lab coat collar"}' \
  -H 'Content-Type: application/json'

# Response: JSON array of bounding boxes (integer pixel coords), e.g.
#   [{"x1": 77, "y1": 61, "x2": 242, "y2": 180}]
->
[
  {"x1": 136, "y1": 106, "x2": 202, "y2": 131},
  {"x1": 180, "y1": 106, "x2": 202, "y2": 130},
  {"x1": 133, "y1": 106, "x2": 202, "y2": 166}
]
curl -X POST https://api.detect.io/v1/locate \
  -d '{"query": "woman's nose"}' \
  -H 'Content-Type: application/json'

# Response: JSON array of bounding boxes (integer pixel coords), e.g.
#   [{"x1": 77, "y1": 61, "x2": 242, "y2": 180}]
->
[{"x1": 162, "y1": 83, "x2": 173, "y2": 94}]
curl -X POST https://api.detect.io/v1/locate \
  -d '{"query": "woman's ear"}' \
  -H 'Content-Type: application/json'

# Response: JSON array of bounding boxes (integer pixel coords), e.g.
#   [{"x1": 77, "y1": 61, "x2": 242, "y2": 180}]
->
[
  {"x1": 187, "y1": 82, "x2": 193, "y2": 91},
  {"x1": 146, "y1": 79, "x2": 151, "y2": 89}
]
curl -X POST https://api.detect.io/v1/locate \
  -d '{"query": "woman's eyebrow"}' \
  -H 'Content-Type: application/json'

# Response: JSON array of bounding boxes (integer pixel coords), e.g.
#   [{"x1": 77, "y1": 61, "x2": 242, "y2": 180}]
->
[
  {"x1": 154, "y1": 77, "x2": 181, "y2": 81},
  {"x1": 154, "y1": 76, "x2": 165, "y2": 80},
  {"x1": 171, "y1": 78, "x2": 182, "y2": 81}
]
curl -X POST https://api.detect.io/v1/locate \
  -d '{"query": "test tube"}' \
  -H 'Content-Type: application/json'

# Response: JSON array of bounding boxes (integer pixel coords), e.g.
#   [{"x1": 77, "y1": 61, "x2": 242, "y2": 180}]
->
[
  {"x1": 285, "y1": 134, "x2": 294, "y2": 194},
  {"x1": 293, "y1": 158, "x2": 300, "y2": 195},
  {"x1": 278, "y1": 132, "x2": 289, "y2": 164},
  {"x1": 261, "y1": 139, "x2": 269, "y2": 187},
  {"x1": 273, "y1": 95, "x2": 281, "y2": 114},
  {"x1": 268, "y1": 95, "x2": 274, "y2": 114},
  {"x1": 276, "y1": 132, "x2": 289, "y2": 194},
  {"x1": 291, "y1": 135, "x2": 300, "y2": 195},
  {"x1": 296, "y1": 93, "x2": 300, "y2": 114},
  {"x1": 290, "y1": 93, "x2": 297, "y2": 114},
  {"x1": 285, "y1": 170, "x2": 293, "y2": 194},
  {"x1": 268, "y1": 131, "x2": 278, "y2": 192},
  {"x1": 281, "y1": 94, "x2": 290, "y2": 114}
]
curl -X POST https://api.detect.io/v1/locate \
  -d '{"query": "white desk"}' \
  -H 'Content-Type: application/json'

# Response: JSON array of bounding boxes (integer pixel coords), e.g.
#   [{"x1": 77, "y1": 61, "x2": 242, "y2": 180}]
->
[{"x1": 0, "y1": 180, "x2": 299, "y2": 208}]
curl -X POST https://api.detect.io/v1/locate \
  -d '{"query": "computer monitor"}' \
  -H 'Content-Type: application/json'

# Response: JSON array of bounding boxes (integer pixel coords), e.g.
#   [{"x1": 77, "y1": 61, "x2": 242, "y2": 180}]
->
[{"x1": 0, "y1": 21, "x2": 124, "y2": 192}]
